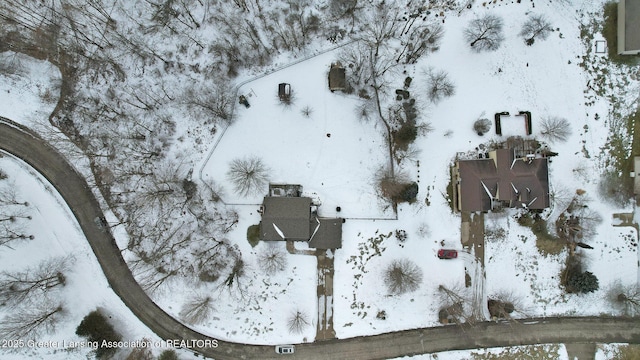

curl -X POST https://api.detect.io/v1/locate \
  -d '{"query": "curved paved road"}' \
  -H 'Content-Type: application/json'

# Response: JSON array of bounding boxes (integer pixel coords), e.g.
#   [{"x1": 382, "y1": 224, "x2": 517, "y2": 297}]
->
[{"x1": 1, "y1": 117, "x2": 639, "y2": 360}]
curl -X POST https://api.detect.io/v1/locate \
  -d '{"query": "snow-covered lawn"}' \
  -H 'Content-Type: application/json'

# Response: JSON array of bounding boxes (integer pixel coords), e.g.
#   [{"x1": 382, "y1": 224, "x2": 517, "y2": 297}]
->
[
  {"x1": 334, "y1": 207, "x2": 464, "y2": 338},
  {"x1": 152, "y1": 233, "x2": 319, "y2": 345},
  {"x1": 201, "y1": 50, "x2": 392, "y2": 219},
  {"x1": 484, "y1": 211, "x2": 638, "y2": 318}
]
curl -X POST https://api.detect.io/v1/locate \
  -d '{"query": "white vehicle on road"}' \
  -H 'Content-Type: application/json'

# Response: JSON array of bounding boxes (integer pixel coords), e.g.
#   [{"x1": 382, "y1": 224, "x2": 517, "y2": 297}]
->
[{"x1": 275, "y1": 345, "x2": 295, "y2": 354}]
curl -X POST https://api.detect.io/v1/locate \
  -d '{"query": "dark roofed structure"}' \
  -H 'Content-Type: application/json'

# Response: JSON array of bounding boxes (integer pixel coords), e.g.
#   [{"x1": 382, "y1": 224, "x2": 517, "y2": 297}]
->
[
  {"x1": 455, "y1": 148, "x2": 550, "y2": 212},
  {"x1": 328, "y1": 62, "x2": 346, "y2": 92},
  {"x1": 260, "y1": 197, "x2": 312, "y2": 241},
  {"x1": 259, "y1": 192, "x2": 342, "y2": 249},
  {"x1": 618, "y1": 0, "x2": 640, "y2": 55},
  {"x1": 309, "y1": 218, "x2": 343, "y2": 250},
  {"x1": 278, "y1": 83, "x2": 291, "y2": 102}
]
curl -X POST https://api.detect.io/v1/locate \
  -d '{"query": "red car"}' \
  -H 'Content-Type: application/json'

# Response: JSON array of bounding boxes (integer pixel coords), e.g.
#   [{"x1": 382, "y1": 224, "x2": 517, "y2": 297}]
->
[{"x1": 438, "y1": 249, "x2": 458, "y2": 259}]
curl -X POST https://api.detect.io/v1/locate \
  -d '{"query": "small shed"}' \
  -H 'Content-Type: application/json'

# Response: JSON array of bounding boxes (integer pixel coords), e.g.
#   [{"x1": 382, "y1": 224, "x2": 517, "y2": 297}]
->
[
  {"x1": 328, "y1": 62, "x2": 346, "y2": 92},
  {"x1": 278, "y1": 83, "x2": 291, "y2": 102}
]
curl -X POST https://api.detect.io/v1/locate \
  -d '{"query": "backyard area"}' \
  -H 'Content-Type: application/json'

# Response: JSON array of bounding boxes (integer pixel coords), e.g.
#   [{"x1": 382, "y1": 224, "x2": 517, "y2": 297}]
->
[{"x1": 201, "y1": 51, "x2": 393, "y2": 219}]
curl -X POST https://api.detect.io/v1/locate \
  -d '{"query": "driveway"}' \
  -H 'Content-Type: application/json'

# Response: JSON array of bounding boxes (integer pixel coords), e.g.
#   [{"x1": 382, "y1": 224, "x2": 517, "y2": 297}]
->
[{"x1": 1, "y1": 117, "x2": 640, "y2": 360}]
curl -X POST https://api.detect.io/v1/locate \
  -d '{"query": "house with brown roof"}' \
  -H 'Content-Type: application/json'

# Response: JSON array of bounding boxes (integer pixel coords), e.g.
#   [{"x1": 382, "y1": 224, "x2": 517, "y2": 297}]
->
[
  {"x1": 259, "y1": 188, "x2": 343, "y2": 249},
  {"x1": 618, "y1": 0, "x2": 640, "y2": 55},
  {"x1": 454, "y1": 148, "x2": 550, "y2": 212}
]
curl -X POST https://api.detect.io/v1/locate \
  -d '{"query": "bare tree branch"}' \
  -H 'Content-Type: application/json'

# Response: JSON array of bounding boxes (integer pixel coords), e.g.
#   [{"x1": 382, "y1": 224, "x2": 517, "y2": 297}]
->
[{"x1": 464, "y1": 14, "x2": 504, "y2": 52}]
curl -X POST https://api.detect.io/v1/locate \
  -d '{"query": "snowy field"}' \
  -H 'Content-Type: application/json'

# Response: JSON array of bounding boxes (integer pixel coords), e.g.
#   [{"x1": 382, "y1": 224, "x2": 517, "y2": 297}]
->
[{"x1": 1, "y1": 0, "x2": 639, "y2": 358}]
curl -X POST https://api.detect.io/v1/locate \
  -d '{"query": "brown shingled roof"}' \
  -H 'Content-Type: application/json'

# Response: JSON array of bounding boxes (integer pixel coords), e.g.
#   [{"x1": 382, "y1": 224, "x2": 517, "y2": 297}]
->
[
  {"x1": 259, "y1": 196, "x2": 343, "y2": 249},
  {"x1": 457, "y1": 148, "x2": 549, "y2": 212},
  {"x1": 260, "y1": 197, "x2": 312, "y2": 241}
]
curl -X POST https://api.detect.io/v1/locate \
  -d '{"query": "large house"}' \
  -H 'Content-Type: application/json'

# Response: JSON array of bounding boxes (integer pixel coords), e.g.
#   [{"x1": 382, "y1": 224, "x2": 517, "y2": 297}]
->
[
  {"x1": 259, "y1": 186, "x2": 342, "y2": 249},
  {"x1": 618, "y1": 0, "x2": 640, "y2": 55},
  {"x1": 454, "y1": 148, "x2": 550, "y2": 212}
]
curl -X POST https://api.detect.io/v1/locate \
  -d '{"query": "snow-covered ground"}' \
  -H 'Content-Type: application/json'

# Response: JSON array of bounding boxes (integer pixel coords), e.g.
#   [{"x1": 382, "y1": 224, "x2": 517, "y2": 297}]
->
[
  {"x1": 0, "y1": 154, "x2": 198, "y2": 359},
  {"x1": 201, "y1": 50, "x2": 393, "y2": 219},
  {"x1": 1, "y1": 0, "x2": 639, "y2": 357},
  {"x1": 0, "y1": 52, "x2": 60, "y2": 127},
  {"x1": 394, "y1": 343, "x2": 569, "y2": 360}
]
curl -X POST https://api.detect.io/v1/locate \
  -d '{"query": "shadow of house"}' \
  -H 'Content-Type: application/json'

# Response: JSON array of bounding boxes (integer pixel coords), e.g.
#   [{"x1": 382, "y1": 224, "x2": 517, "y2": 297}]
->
[
  {"x1": 328, "y1": 62, "x2": 346, "y2": 92},
  {"x1": 618, "y1": 0, "x2": 640, "y2": 55},
  {"x1": 454, "y1": 148, "x2": 550, "y2": 212},
  {"x1": 259, "y1": 193, "x2": 343, "y2": 249}
]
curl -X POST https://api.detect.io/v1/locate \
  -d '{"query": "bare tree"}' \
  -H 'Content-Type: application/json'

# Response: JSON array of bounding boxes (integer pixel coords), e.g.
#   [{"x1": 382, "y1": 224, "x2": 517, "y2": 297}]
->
[
  {"x1": 519, "y1": 14, "x2": 553, "y2": 46},
  {"x1": 0, "y1": 52, "x2": 26, "y2": 77},
  {"x1": 358, "y1": 3, "x2": 401, "y2": 57},
  {"x1": 0, "y1": 256, "x2": 71, "y2": 307},
  {"x1": 599, "y1": 170, "x2": 634, "y2": 207},
  {"x1": 556, "y1": 193, "x2": 602, "y2": 242},
  {"x1": 0, "y1": 223, "x2": 34, "y2": 248},
  {"x1": 257, "y1": 243, "x2": 288, "y2": 275},
  {"x1": 540, "y1": 116, "x2": 572, "y2": 143},
  {"x1": 0, "y1": 186, "x2": 33, "y2": 245},
  {"x1": 300, "y1": 105, "x2": 313, "y2": 118},
  {"x1": 287, "y1": 309, "x2": 310, "y2": 334},
  {"x1": 328, "y1": 0, "x2": 362, "y2": 23},
  {"x1": 0, "y1": 186, "x2": 29, "y2": 207},
  {"x1": 487, "y1": 290, "x2": 529, "y2": 320},
  {"x1": 383, "y1": 258, "x2": 423, "y2": 295},
  {"x1": 355, "y1": 100, "x2": 376, "y2": 123},
  {"x1": 180, "y1": 293, "x2": 215, "y2": 325},
  {"x1": 549, "y1": 184, "x2": 574, "y2": 220},
  {"x1": 473, "y1": 118, "x2": 491, "y2": 136},
  {"x1": 397, "y1": 21, "x2": 443, "y2": 64},
  {"x1": 217, "y1": 247, "x2": 248, "y2": 300},
  {"x1": 464, "y1": 14, "x2": 505, "y2": 52},
  {"x1": 437, "y1": 284, "x2": 474, "y2": 325},
  {"x1": 226, "y1": 156, "x2": 270, "y2": 197},
  {"x1": 0, "y1": 302, "x2": 64, "y2": 339},
  {"x1": 126, "y1": 341, "x2": 155, "y2": 360},
  {"x1": 607, "y1": 281, "x2": 640, "y2": 317},
  {"x1": 376, "y1": 167, "x2": 410, "y2": 203},
  {"x1": 183, "y1": 82, "x2": 235, "y2": 125},
  {"x1": 424, "y1": 68, "x2": 455, "y2": 103}
]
